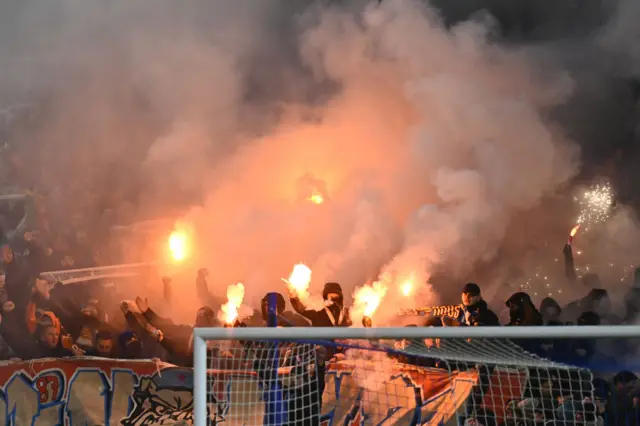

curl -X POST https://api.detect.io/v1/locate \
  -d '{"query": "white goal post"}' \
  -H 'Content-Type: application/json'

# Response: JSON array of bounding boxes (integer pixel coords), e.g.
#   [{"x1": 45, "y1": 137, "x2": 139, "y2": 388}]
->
[{"x1": 193, "y1": 325, "x2": 640, "y2": 426}]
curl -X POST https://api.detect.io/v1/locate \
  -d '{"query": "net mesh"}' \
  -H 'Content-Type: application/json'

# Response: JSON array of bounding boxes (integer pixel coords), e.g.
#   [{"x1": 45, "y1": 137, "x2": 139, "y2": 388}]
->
[{"x1": 203, "y1": 334, "x2": 595, "y2": 426}]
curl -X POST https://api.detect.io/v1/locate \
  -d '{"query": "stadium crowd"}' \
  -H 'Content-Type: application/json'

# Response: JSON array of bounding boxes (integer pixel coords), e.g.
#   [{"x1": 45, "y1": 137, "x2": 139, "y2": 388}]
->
[{"x1": 0, "y1": 212, "x2": 638, "y2": 426}]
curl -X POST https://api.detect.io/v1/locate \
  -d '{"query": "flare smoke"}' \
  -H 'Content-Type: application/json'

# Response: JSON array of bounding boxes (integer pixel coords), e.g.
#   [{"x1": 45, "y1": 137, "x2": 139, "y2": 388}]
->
[{"x1": 3, "y1": 0, "x2": 640, "y2": 322}]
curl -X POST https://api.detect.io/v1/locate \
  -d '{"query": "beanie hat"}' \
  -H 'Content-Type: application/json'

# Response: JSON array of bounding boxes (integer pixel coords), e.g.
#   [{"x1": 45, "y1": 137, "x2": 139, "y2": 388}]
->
[
  {"x1": 322, "y1": 282, "x2": 343, "y2": 300},
  {"x1": 506, "y1": 292, "x2": 532, "y2": 308},
  {"x1": 261, "y1": 292, "x2": 286, "y2": 321},
  {"x1": 462, "y1": 283, "x2": 481, "y2": 297},
  {"x1": 196, "y1": 306, "x2": 215, "y2": 319}
]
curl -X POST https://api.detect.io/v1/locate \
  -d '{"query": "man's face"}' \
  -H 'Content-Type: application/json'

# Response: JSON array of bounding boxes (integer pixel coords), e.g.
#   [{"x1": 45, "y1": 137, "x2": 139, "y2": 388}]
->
[
  {"x1": 41, "y1": 327, "x2": 59, "y2": 349},
  {"x1": 96, "y1": 338, "x2": 113, "y2": 356},
  {"x1": 326, "y1": 293, "x2": 341, "y2": 305},
  {"x1": 461, "y1": 293, "x2": 479, "y2": 306}
]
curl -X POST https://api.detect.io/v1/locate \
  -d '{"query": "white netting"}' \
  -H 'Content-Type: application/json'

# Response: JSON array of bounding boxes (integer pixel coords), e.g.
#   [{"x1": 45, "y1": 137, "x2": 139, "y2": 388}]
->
[
  {"x1": 206, "y1": 339, "x2": 322, "y2": 426},
  {"x1": 201, "y1": 332, "x2": 595, "y2": 426}
]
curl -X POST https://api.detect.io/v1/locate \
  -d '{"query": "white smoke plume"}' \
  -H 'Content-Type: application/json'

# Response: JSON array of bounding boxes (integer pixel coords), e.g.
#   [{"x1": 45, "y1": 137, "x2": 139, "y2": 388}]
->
[
  {"x1": 178, "y1": 0, "x2": 578, "y2": 322},
  {"x1": 8, "y1": 0, "x2": 640, "y2": 324}
]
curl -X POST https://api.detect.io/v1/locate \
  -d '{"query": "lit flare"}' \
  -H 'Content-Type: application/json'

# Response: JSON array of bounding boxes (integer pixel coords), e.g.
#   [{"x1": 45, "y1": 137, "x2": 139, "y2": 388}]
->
[
  {"x1": 221, "y1": 283, "x2": 245, "y2": 325},
  {"x1": 307, "y1": 190, "x2": 324, "y2": 205},
  {"x1": 354, "y1": 281, "x2": 388, "y2": 318},
  {"x1": 282, "y1": 263, "x2": 312, "y2": 300},
  {"x1": 401, "y1": 279, "x2": 413, "y2": 297},
  {"x1": 168, "y1": 229, "x2": 189, "y2": 262},
  {"x1": 568, "y1": 224, "x2": 580, "y2": 245}
]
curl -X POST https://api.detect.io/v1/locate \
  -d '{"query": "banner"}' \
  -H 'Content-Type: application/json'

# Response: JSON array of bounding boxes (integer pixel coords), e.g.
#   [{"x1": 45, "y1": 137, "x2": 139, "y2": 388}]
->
[{"x1": 0, "y1": 357, "x2": 528, "y2": 426}]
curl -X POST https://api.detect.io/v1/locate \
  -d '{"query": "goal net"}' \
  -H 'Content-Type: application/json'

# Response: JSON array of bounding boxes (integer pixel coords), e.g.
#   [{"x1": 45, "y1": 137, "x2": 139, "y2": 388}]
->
[{"x1": 193, "y1": 327, "x2": 598, "y2": 426}]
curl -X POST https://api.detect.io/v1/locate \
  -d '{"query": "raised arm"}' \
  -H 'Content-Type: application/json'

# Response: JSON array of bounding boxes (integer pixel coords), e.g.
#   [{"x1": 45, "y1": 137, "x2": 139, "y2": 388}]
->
[
  {"x1": 289, "y1": 293, "x2": 321, "y2": 324},
  {"x1": 195, "y1": 269, "x2": 221, "y2": 309},
  {"x1": 563, "y1": 244, "x2": 577, "y2": 283}
]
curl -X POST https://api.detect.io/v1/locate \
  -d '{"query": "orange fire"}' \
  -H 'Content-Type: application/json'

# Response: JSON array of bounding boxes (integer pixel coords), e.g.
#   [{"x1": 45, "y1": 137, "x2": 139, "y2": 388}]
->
[
  {"x1": 282, "y1": 263, "x2": 312, "y2": 299},
  {"x1": 221, "y1": 283, "x2": 245, "y2": 325},
  {"x1": 400, "y1": 279, "x2": 413, "y2": 297},
  {"x1": 168, "y1": 229, "x2": 190, "y2": 262},
  {"x1": 354, "y1": 281, "x2": 388, "y2": 318},
  {"x1": 307, "y1": 190, "x2": 324, "y2": 205},
  {"x1": 570, "y1": 224, "x2": 580, "y2": 238}
]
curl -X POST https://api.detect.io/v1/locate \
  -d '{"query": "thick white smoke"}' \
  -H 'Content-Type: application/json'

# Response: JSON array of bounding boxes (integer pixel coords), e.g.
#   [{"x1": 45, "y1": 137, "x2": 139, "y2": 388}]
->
[
  {"x1": 10, "y1": 0, "x2": 640, "y2": 325},
  {"x1": 175, "y1": 0, "x2": 578, "y2": 322}
]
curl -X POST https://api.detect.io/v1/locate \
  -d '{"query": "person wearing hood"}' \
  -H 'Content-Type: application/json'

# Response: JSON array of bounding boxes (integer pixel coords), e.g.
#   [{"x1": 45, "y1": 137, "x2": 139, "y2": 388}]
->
[
  {"x1": 457, "y1": 283, "x2": 500, "y2": 326},
  {"x1": 506, "y1": 292, "x2": 543, "y2": 326},
  {"x1": 289, "y1": 282, "x2": 352, "y2": 328},
  {"x1": 562, "y1": 288, "x2": 618, "y2": 325}
]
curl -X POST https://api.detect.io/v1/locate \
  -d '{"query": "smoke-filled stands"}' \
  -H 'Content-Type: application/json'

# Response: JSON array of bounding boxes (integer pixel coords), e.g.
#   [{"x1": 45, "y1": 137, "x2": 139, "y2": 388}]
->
[{"x1": 0, "y1": 216, "x2": 639, "y2": 425}]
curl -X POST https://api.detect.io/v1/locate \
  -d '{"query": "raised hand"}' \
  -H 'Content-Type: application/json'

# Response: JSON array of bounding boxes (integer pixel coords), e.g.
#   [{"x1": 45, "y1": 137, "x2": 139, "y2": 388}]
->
[{"x1": 135, "y1": 296, "x2": 149, "y2": 313}]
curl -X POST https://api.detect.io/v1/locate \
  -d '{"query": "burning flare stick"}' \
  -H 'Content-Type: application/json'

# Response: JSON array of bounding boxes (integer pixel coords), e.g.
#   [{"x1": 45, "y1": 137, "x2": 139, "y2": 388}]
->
[
  {"x1": 168, "y1": 229, "x2": 190, "y2": 262},
  {"x1": 354, "y1": 281, "x2": 388, "y2": 319},
  {"x1": 398, "y1": 305, "x2": 462, "y2": 317},
  {"x1": 568, "y1": 224, "x2": 580, "y2": 246},
  {"x1": 282, "y1": 263, "x2": 312, "y2": 300},
  {"x1": 221, "y1": 283, "x2": 245, "y2": 325}
]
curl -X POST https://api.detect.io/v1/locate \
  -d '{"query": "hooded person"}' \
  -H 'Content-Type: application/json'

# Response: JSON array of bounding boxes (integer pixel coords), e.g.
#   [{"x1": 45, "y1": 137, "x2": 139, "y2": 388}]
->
[
  {"x1": 506, "y1": 292, "x2": 543, "y2": 326},
  {"x1": 562, "y1": 287, "x2": 614, "y2": 324},
  {"x1": 289, "y1": 282, "x2": 352, "y2": 327},
  {"x1": 457, "y1": 283, "x2": 500, "y2": 326}
]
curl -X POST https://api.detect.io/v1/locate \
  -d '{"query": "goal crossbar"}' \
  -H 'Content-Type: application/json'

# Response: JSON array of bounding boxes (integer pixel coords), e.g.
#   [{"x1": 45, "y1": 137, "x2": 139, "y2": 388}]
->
[{"x1": 193, "y1": 325, "x2": 640, "y2": 426}]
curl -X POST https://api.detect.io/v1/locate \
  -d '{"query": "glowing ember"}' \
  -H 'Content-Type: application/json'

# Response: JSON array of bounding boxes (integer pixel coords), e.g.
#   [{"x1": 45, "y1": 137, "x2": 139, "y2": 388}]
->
[
  {"x1": 282, "y1": 263, "x2": 312, "y2": 299},
  {"x1": 401, "y1": 279, "x2": 413, "y2": 297},
  {"x1": 570, "y1": 224, "x2": 580, "y2": 238},
  {"x1": 354, "y1": 281, "x2": 388, "y2": 318},
  {"x1": 221, "y1": 283, "x2": 245, "y2": 325},
  {"x1": 168, "y1": 229, "x2": 189, "y2": 262},
  {"x1": 574, "y1": 182, "x2": 614, "y2": 231},
  {"x1": 307, "y1": 191, "x2": 324, "y2": 205},
  {"x1": 567, "y1": 223, "x2": 580, "y2": 245}
]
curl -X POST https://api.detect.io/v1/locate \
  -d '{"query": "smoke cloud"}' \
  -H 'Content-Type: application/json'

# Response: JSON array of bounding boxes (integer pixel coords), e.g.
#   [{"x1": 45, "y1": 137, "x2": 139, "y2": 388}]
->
[{"x1": 2, "y1": 0, "x2": 640, "y2": 325}]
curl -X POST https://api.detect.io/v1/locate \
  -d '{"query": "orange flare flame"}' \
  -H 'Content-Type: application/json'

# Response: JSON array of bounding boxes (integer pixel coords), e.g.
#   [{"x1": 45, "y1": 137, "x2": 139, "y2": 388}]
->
[
  {"x1": 401, "y1": 279, "x2": 413, "y2": 297},
  {"x1": 307, "y1": 191, "x2": 324, "y2": 205},
  {"x1": 168, "y1": 229, "x2": 189, "y2": 262},
  {"x1": 570, "y1": 224, "x2": 580, "y2": 238},
  {"x1": 354, "y1": 281, "x2": 388, "y2": 318},
  {"x1": 221, "y1": 283, "x2": 245, "y2": 325},
  {"x1": 282, "y1": 263, "x2": 312, "y2": 299}
]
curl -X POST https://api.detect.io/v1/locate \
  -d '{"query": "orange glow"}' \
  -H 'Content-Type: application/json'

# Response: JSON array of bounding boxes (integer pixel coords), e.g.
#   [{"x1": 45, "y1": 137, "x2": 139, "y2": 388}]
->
[
  {"x1": 221, "y1": 283, "x2": 245, "y2": 324},
  {"x1": 570, "y1": 224, "x2": 580, "y2": 238},
  {"x1": 168, "y1": 229, "x2": 189, "y2": 262},
  {"x1": 307, "y1": 191, "x2": 324, "y2": 205},
  {"x1": 282, "y1": 263, "x2": 312, "y2": 299},
  {"x1": 354, "y1": 281, "x2": 388, "y2": 317},
  {"x1": 401, "y1": 279, "x2": 413, "y2": 297}
]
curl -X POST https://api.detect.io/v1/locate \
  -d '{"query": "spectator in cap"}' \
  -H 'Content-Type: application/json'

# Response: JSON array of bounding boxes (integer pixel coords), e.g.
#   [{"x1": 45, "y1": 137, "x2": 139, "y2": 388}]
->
[{"x1": 457, "y1": 283, "x2": 500, "y2": 326}]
